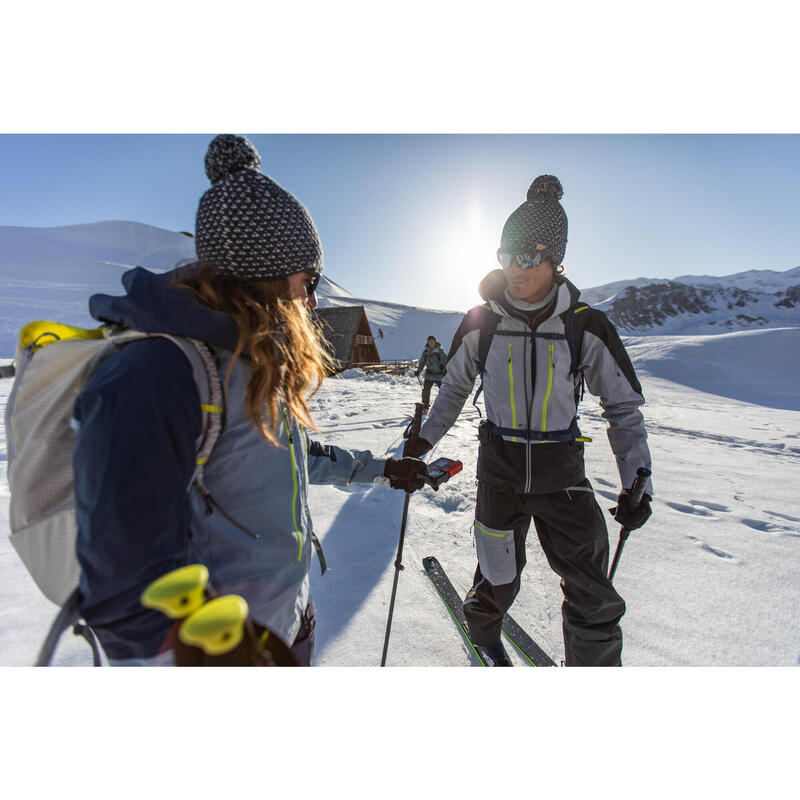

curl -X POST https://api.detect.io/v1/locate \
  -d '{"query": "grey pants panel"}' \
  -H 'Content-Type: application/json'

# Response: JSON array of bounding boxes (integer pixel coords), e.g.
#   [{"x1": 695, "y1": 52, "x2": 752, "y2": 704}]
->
[{"x1": 463, "y1": 480, "x2": 626, "y2": 666}]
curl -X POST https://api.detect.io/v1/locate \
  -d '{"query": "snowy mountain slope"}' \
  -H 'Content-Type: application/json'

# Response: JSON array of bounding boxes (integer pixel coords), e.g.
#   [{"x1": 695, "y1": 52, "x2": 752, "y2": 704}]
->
[
  {"x1": 593, "y1": 280, "x2": 800, "y2": 334},
  {"x1": 580, "y1": 265, "x2": 800, "y2": 305},
  {"x1": 0, "y1": 222, "x2": 460, "y2": 358},
  {"x1": 581, "y1": 265, "x2": 800, "y2": 334}
]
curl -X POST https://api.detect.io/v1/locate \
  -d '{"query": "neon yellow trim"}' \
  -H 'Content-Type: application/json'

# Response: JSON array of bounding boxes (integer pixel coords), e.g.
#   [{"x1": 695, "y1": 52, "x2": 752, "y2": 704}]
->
[
  {"x1": 282, "y1": 410, "x2": 303, "y2": 562},
  {"x1": 507, "y1": 343, "x2": 518, "y2": 443},
  {"x1": 475, "y1": 521, "x2": 508, "y2": 539},
  {"x1": 574, "y1": 305, "x2": 589, "y2": 314},
  {"x1": 196, "y1": 456, "x2": 208, "y2": 465},
  {"x1": 540, "y1": 343, "x2": 554, "y2": 434},
  {"x1": 140, "y1": 564, "x2": 209, "y2": 619},
  {"x1": 200, "y1": 403, "x2": 222, "y2": 413},
  {"x1": 576, "y1": 436, "x2": 593, "y2": 443}
]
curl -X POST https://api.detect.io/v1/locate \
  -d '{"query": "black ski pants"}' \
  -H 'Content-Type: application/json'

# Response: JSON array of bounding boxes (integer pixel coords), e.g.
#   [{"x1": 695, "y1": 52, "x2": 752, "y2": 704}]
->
[
  {"x1": 421, "y1": 379, "x2": 440, "y2": 409},
  {"x1": 463, "y1": 479, "x2": 626, "y2": 666}
]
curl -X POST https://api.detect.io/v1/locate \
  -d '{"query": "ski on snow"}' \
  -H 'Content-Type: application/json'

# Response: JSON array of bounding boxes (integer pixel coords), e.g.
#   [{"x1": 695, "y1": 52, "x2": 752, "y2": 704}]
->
[{"x1": 422, "y1": 556, "x2": 557, "y2": 667}]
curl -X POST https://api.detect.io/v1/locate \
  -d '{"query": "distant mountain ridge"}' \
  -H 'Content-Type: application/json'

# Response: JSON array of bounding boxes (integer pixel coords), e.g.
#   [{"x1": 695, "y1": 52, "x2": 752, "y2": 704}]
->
[{"x1": 581, "y1": 267, "x2": 800, "y2": 334}]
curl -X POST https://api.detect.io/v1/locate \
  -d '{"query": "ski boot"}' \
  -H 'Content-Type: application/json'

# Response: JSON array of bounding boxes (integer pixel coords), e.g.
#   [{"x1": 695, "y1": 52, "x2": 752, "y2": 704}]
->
[{"x1": 474, "y1": 641, "x2": 513, "y2": 667}]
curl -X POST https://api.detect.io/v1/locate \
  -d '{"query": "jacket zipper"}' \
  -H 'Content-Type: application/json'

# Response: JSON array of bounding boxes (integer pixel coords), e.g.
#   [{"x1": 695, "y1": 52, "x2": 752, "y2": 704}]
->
[
  {"x1": 507, "y1": 343, "x2": 518, "y2": 443},
  {"x1": 540, "y1": 342, "x2": 554, "y2": 438},
  {"x1": 281, "y1": 409, "x2": 303, "y2": 563}
]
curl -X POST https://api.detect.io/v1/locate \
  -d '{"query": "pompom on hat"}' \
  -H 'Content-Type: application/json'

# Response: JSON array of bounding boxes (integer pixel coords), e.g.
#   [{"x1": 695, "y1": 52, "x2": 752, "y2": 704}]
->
[
  {"x1": 195, "y1": 134, "x2": 323, "y2": 280},
  {"x1": 500, "y1": 174, "x2": 568, "y2": 267}
]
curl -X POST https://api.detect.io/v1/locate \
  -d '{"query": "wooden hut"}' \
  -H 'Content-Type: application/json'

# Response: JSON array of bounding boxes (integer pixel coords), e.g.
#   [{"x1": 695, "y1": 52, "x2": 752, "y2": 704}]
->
[{"x1": 312, "y1": 305, "x2": 380, "y2": 371}]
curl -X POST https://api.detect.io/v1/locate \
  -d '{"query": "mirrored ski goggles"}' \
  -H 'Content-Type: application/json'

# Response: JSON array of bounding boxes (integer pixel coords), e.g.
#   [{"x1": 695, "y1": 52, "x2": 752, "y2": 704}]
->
[{"x1": 497, "y1": 241, "x2": 566, "y2": 270}]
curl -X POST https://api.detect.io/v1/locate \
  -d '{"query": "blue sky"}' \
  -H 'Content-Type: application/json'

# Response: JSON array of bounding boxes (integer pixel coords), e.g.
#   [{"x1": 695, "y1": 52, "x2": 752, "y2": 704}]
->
[{"x1": 2, "y1": 133, "x2": 798, "y2": 312}]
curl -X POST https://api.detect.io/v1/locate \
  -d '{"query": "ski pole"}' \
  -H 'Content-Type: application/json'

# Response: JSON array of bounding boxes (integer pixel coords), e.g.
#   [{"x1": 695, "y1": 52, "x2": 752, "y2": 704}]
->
[
  {"x1": 380, "y1": 402, "x2": 424, "y2": 666},
  {"x1": 608, "y1": 467, "x2": 652, "y2": 583}
]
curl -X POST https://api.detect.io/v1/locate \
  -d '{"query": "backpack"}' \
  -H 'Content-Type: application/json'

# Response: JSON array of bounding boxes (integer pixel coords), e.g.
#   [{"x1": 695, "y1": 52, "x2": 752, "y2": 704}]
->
[
  {"x1": 472, "y1": 301, "x2": 591, "y2": 416},
  {"x1": 5, "y1": 320, "x2": 224, "y2": 609}
]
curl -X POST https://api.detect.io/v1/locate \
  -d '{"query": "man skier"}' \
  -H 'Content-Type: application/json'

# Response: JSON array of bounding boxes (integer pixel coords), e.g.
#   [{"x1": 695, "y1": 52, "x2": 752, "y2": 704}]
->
[
  {"x1": 404, "y1": 175, "x2": 653, "y2": 666},
  {"x1": 415, "y1": 335, "x2": 447, "y2": 412}
]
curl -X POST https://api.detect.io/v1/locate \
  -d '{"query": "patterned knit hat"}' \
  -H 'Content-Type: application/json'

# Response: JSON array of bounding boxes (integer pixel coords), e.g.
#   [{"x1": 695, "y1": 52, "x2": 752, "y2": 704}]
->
[
  {"x1": 500, "y1": 175, "x2": 568, "y2": 266},
  {"x1": 195, "y1": 134, "x2": 323, "y2": 280}
]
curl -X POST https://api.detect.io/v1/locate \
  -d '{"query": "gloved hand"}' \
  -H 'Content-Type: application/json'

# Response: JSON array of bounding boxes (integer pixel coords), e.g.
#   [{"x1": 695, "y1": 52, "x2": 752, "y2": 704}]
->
[
  {"x1": 414, "y1": 370, "x2": 420, "y2": 377},
  {"x1": 609, "y1": 491, "x2": 652, "y2": 530},
  {"x1": 403, "y1": 436, "x2": 433, "y2": 458},
  {"x1": 384, "y1": 457, "x2": 427, "y2": 493}
]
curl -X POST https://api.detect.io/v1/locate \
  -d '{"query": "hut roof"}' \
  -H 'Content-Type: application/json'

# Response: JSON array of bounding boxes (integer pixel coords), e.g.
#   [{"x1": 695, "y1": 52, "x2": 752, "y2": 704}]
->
[{"x1": 312, "y1": 305, "x2": 369, "y2": 363}]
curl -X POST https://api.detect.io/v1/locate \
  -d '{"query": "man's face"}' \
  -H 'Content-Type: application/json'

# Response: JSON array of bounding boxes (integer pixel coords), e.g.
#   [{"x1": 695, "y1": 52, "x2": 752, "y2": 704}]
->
[
  {"x1": 427, "y1": 339, "x2": 435, "y2": 348},
  {"x1": 504, "y1": 244, "x2": 555, "y2": 303}
]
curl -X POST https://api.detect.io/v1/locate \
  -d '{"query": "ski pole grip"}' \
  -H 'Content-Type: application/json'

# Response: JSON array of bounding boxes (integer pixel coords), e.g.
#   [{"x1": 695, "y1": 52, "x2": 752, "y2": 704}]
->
[{"x1": 629, "y1": 467, "x2": 652, "y2": 509}]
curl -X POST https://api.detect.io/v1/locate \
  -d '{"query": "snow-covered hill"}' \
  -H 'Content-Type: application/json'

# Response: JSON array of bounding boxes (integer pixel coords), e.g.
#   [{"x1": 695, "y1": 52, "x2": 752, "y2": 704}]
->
[
  {"x1": 0, "y1": 222, "x2": 464, "y2": 359},
  {"x1": 582, "y1": 267, "x2": 800, "y2": 334}
]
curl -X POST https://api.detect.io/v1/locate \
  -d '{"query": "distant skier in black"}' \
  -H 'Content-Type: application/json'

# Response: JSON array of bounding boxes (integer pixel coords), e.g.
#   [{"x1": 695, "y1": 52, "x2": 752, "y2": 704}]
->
[
  {"x1": 415, "y1": 335, "x2": 447, "y2": 413},
  {"x1": 404, "y1": 175, "x2": 653, "y2": 666}
]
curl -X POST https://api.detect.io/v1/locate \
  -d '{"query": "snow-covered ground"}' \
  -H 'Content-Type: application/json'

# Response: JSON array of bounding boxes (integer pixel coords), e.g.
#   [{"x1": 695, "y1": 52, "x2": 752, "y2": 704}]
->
[
  {"x1": 3, "y1": 327, "x2": 798, "y2": 667},
  {"x1": 1, "y1": 220, "x2": 798, "y2": 669}
]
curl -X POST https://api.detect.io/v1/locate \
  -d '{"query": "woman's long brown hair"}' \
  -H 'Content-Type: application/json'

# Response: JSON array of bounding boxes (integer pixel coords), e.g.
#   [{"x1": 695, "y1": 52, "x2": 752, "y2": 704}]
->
[{"x1": 173, "y1": 262, "x2": 333, "y2": 444}]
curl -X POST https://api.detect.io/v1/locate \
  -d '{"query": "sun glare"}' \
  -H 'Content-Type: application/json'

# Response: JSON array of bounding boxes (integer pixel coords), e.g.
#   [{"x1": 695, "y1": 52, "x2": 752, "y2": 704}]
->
[{"x1": 433, "y1": 196, "x2": 499, "y2": 309}]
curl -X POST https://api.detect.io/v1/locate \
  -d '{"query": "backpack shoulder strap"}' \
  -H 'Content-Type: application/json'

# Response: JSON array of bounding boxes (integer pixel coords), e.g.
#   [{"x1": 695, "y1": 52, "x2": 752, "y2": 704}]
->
[{"x1": 471, "y1": 304, "x2": 501, "y2": 417}]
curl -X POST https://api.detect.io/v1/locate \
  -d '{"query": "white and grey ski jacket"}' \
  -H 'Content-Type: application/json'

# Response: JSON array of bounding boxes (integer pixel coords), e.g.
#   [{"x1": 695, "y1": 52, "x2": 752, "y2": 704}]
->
[{"x1": 419, "y1": 272, "x2": 653, "y2": 496}]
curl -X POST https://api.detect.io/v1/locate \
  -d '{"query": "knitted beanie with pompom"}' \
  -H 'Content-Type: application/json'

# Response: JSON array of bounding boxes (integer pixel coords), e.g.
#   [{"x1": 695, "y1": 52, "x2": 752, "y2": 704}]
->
[
  {"x1": 195, "y1": 134, "x2": 323, "y2": 280},
  {"x1": 500, "y1": 175, "x2": 568, "y2": 266}
]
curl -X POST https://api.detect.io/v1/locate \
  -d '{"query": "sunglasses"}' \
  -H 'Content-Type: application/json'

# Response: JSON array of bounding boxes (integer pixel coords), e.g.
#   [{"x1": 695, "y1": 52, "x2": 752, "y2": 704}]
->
[
  {"x1": 497, "y1": 241, "x2": 566, "y2": 270},
  {"x1": 305, "y1": 274, "x2": 320, "y2": 295}
]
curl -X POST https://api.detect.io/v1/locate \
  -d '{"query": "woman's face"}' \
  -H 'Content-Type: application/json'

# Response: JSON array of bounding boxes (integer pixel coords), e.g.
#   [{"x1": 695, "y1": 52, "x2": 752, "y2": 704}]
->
[{"x1": 287, "y1": 271, "x2": 319, "y2": 310}]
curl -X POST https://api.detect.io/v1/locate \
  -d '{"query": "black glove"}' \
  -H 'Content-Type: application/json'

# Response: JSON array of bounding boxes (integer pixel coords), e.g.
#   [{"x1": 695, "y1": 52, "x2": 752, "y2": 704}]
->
[
  {"x1": 403, "y1": 436, "x2": 433, "y2": 458},
  {"x1": 609, "y1": 491, "x2": 652, "y2": 530},
  {"x1": 414, "y1": 370, "x2": 420, "y2": 377},
  {"x1": 384, "y1": 457, "x2": 427, "y2": 493}
]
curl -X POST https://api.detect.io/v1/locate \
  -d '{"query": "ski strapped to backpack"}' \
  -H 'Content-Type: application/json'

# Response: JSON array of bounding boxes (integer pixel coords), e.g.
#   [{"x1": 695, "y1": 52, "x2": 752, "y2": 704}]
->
[{"x1": 470, "y1": 300, "x2": 592, "y2": 442}]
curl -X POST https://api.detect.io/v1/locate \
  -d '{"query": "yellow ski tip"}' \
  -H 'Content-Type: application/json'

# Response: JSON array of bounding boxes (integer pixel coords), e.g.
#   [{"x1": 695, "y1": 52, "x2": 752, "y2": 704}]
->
[
  {"x1": 178, "y1": 595, "x2": 249, "y2": 656},
  {"x1": 20, "y1": 320, "x2": 105, "y2": 350},
  {"x1": 140, "y1": 564, "x2": 209, "y2": 619}
]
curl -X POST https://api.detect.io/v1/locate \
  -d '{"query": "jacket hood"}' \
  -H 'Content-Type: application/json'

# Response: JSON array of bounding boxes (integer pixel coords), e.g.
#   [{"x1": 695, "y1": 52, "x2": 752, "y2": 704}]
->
[
  {"x1": 477, "y1": 268, "x2": 581, "y2": 320},
  {"x1": 89, "y1": 267, "x2": 240, "y2": 351}
]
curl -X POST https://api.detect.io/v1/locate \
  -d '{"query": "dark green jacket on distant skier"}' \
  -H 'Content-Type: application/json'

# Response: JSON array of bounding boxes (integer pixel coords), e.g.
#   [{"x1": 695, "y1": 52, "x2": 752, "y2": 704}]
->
[{"x1": 417, "y1": 339, "x2": 447, "y2": 382}]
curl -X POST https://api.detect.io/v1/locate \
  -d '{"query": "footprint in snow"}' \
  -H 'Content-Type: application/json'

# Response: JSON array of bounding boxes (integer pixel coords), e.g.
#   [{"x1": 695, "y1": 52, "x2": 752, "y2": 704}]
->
[
  {"x1": 666, "y1": 501, "x2": 714, "y2": 517},
  {"x1": 686, "y1": 536, "x2": 735, "y2": 561},
  {"x1": 689, "y1": 499, "x2": 730, "y2": 512},
  {"x1": 741, "y1": 518, "x2": 795, "y2": 535},
  {"x1": 765, "y1": 510, "x2": 800, "y2": 523}
]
